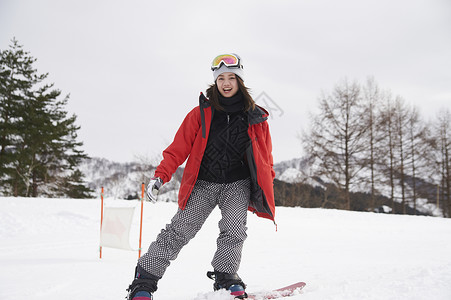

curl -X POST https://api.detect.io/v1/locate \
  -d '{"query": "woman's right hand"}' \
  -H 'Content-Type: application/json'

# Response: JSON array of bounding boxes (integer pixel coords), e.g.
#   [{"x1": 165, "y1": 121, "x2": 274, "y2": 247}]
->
[{"x1": 146, "y1": 177, "x2": 163, "y2": 202}]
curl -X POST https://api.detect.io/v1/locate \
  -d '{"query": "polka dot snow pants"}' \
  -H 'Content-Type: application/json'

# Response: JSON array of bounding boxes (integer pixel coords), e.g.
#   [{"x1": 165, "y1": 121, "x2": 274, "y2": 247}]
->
[{"x1": 138, "y1": 178, "x2": 251, "y2": 278}]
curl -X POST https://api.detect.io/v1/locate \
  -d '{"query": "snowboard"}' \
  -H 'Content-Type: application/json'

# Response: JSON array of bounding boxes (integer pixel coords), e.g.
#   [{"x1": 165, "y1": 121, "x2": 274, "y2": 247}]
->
[{"x1": 247, "y1": 282, "x2": 306, "y2": 299}]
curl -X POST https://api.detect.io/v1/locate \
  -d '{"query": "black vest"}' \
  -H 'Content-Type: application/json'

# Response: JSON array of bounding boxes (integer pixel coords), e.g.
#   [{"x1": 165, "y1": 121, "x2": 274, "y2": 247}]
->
[{"x1": 197, "y1": 107, "x2": 251, "y2": 183}]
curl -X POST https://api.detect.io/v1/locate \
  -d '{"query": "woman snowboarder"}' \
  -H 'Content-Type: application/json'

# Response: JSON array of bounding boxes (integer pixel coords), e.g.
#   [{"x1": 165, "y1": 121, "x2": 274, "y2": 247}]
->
[{"x1": 127, "y1": 53, "x2": 275, "y2": 300}]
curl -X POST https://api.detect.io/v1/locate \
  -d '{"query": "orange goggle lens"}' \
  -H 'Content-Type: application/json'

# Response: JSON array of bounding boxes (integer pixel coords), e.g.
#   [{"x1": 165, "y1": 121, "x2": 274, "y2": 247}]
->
[{"x1": 211, "y1": 54, "x2": 242, "y2": 71}]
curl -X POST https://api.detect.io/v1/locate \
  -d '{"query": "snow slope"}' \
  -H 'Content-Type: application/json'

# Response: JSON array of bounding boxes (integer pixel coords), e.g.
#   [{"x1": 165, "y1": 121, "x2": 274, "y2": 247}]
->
[{"x1": 1, "y1": 197, "x2": 450, "y2": 300}]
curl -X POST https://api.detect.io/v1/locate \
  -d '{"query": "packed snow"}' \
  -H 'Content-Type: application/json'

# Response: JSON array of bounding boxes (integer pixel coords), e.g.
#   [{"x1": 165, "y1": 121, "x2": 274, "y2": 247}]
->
[{"x1": 1, "y1": 196, "x2": 450, "y2": 300}]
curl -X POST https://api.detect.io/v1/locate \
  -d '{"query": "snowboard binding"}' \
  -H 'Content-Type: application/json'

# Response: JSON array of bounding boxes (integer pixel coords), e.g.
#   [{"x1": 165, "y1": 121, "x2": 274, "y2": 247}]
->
[
  {"x1": 126, "y1": 266, "x2": 159, "y2": 300},
  {"x1": 207, "y1": 271, "x2": 248, "y2": 299}
]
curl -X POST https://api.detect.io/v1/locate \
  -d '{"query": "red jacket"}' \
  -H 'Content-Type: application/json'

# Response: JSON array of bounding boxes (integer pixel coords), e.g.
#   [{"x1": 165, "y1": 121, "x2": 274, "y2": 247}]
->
[{"x1": 155, "y1": 93, "x2": 276, "y2": 221}]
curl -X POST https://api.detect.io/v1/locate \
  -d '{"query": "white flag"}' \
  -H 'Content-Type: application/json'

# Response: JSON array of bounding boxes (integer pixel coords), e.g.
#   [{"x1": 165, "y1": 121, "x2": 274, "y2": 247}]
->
[{"x1": 100, "y1": 206, "x2": 135, "y2": 250}]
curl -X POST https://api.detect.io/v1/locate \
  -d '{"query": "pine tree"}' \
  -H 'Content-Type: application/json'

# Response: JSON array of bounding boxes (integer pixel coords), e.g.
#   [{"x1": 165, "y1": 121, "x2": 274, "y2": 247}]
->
[
  {"x1": 0, "y1": 38, "x2": 45, "y2": 195},
  {"x1": 59, "y1": 169, "x2": 94, "y2": 199},
  {"x1": 0, "y1": 38, "x2": 91, "y2": 198}
]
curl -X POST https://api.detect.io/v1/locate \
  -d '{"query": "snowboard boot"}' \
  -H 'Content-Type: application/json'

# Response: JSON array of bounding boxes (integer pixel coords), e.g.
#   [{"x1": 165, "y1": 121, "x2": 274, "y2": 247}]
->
[
  {"x1": 207, "y1": 271, "x2": 248, "y2": 299},
  {"x1": 126, "y1": 266, "x2": 159, "y2": 300}
]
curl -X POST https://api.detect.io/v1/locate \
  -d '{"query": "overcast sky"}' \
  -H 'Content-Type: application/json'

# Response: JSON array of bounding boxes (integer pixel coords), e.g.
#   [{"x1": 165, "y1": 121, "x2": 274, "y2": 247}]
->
[{"x1": 1, "y1": 0, "x2": 451, "y2": 164}]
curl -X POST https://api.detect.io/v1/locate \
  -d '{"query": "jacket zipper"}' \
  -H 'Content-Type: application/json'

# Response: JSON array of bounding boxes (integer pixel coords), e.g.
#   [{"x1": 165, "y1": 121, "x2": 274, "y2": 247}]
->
[{"x1": 226, "y1": 113, "x2": 230, "y2": 161}]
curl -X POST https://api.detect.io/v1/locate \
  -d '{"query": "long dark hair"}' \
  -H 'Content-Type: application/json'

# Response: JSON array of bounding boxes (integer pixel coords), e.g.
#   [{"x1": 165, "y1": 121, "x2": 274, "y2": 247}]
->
[{"x1": 206, "y1": 76, "x2": 256, "y2": 112}]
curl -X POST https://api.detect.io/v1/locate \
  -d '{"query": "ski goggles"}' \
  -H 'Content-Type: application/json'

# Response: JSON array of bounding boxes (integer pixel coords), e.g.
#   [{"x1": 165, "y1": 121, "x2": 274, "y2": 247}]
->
[{"x1": 211, "y1": 53, "x2": 243, "y2": 71}]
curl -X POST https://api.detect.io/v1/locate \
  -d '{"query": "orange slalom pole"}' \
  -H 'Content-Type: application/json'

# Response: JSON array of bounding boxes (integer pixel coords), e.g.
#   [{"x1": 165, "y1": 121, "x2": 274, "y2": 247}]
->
[
  {"x1": 138, "y1": 183, "x2": 145, "y2": 258},
  {"x1": 100, "y1": 186, "x2": 104, "y2": 259}
]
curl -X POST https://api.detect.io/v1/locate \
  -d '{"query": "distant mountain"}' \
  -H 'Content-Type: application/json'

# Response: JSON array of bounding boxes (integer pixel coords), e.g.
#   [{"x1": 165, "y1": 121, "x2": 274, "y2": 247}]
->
[
  {"x1": 80, "y1": 157, "x2": 310, "y2": 200},
  {"x1": 79, "y1": 157, "x2": 152, "y2": 199},
  {"x1": 273, "y1": 157, "x2": 310, "y2": 177},
  {"x1": 79, "y1": 157, "x2": 440, "y2": 217},
  {"x1": 274, "y1": 157, "x2": 324, "y2": 187}
]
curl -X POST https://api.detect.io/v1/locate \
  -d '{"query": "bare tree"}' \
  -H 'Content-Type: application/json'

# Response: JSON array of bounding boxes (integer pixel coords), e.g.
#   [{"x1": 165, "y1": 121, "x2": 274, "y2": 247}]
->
[
  {"x1": 379, "y1": 96, "x2": 415, "y2": 214},
  {"x1": 394, "y1": 97, "x2": 411, "y2": 214},
  {"x1": 406, "y1": 106, "x2": 431, "y2": 214},
  {"x1": 303, "y1": 79, "x2": 369, "y2": 210},
  {"x1": 433, "y1": 109, "x2": 451, "y2": 217},
  {"x1": 379, "y1": 93, "x2": 398, "y2": 212},
  {"x1": 361, "y1": 77, "x2": 386, "y2": 211},
  {"x1": 302, "y1": 77, "x2": 447, "y2": 216}
]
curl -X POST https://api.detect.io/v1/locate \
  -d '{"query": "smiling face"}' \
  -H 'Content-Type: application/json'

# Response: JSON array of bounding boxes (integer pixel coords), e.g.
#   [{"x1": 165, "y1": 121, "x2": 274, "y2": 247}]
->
[{"x1": 216, "y1": 72, "x2": 239, "y2": 97}]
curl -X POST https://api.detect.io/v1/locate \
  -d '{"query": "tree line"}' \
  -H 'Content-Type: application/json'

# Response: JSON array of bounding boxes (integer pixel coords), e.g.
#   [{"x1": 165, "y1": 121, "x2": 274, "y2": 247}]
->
[
  {"x1": 2, "y1": 39, "x2": 449, "y2": 215},
  {"x1": 0, "y1": 39, "x2": 92, "y2": 198},
  {"x1": 302, "y1": 78, "x2": 451, "y2": 217}
]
